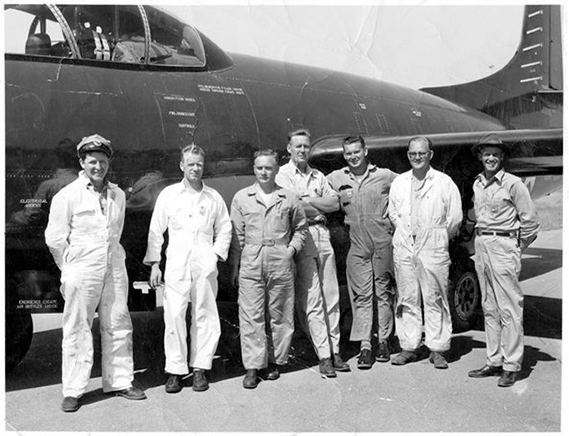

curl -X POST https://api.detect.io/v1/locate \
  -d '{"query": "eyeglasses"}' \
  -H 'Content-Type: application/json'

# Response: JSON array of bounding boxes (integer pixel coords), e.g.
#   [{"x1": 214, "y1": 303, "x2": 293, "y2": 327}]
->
[{"x1": 407, "y1": 152, "x2": 430, "y2": 159}]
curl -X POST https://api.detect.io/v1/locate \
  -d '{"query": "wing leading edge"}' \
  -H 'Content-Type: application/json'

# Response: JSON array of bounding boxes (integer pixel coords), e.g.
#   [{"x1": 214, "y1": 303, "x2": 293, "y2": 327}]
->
[{"x1": 309, "y1": 128, "x2": 562, "y2": 178}]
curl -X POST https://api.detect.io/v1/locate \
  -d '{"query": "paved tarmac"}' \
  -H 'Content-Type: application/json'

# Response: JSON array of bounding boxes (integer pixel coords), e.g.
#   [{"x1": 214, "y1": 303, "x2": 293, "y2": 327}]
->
[{"x1": 4, "y1": 229, "x2": 563, "y2": 434}]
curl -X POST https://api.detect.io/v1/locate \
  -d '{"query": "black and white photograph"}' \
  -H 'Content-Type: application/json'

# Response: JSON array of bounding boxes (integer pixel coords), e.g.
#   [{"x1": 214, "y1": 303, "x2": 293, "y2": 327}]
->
[{"x1": 3, "y1": 1, "x2": 564, "y2": 433}]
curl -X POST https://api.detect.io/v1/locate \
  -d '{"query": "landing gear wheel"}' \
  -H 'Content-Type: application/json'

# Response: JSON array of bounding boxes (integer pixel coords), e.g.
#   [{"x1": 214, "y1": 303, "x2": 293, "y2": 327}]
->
[{"x1": 449, "y1": 268, "x2": 480, "y2": 332}]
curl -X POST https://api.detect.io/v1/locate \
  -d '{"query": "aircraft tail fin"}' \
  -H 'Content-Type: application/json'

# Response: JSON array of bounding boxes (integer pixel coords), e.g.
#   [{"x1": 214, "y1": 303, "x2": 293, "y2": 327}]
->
[{"x1": 421, "y1": 5, "x2": 563, "y2": 129}]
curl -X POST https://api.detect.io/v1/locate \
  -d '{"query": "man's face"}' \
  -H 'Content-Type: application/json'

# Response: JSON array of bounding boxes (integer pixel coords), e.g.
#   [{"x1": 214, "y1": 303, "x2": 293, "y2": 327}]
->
[
  {"x1": 80, "y1": 152, "x2": 110, "y2": 186},
  {"x1": 287, "y1": 135, "x2": 311, "y2": 167},
  {"x1": 180, "y1": 152, "x2": 204, "y2": 183},
  {"x1": 254, "y1": 155, "x2": 278, "y2": 187},
  {"x1": 407, "y1": 139, "x2": 433, "y2": 171},
  {"x1": 478, "y1": 146, "x2": 504, "y2": 174},
  {"x1": 343, "y1": 141, "x2": 367, "y2": 170}
]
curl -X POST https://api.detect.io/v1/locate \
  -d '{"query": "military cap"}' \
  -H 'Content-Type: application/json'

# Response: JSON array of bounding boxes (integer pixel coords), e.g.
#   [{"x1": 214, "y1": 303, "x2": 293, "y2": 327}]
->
[
  {"x1": 471, "y1": 133, "x2": 510, "y2": 155},
  {"x1": 77, "y1": 134, "x2": 113, "y2": 157}
]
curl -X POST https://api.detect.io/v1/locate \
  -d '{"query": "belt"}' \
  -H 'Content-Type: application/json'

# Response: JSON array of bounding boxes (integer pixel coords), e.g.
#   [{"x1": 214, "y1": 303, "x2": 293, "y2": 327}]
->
[
  {"x1": 245, "y1": 238, "x2": 288, "y2": 246},
  {"x1": 476, "y1": 229, "x2": 517, "y2": 238}
]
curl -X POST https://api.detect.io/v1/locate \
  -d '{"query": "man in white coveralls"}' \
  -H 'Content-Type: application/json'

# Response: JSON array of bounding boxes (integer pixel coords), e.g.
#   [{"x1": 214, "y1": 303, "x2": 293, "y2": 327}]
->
[
  {"x1": 45, "y1": 134, "x2": 146, "y2": 413},
  {"x1": 144, "y1": 144, "x2": 232, "y2": 394},
  {"x1": 388, "y1": 136, "x2": 462, "y2": 370}
]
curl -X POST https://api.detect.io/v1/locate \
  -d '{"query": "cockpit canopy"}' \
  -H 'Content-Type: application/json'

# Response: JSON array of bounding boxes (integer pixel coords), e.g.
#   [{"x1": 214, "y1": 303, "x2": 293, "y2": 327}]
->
[{"x1": 4, "y1": 4, "x2": 233, "y2": 70}]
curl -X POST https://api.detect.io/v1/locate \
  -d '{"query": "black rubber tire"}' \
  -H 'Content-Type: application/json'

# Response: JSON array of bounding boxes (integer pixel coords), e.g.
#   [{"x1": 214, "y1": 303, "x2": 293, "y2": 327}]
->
[{"x1": 448, "y1": 264, "x2": 481, "y2": 332}]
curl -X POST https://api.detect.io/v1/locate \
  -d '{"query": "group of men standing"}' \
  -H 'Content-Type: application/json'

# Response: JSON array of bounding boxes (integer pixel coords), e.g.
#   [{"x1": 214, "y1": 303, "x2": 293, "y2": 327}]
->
[{"x1": 45, "y1": 129, "x2": 539, "y2": 412}]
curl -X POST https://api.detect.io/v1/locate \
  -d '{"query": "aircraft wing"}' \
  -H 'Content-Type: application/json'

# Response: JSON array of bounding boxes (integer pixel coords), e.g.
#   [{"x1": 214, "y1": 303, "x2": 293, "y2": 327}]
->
[{"x1": 309, "y1": 128, "x2": 563, "y2": 177}]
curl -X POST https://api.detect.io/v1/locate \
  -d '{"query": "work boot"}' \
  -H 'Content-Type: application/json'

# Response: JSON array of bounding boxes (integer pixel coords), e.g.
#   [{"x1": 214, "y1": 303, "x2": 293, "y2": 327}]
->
[
  {"x1": 165, "y1": 374, "x2": 183, "y2": 394},
  {"x1": 266, "y1": 362, "x2": 280, "y2": 380},
  {"x1": 429, "y1": 351, "x2": 448, "y2": 369},
  {"x1": 498, "y1": 371, "x2": 518, "y2": 387},
  {"x1": 243, "y1": 369, "x2": 259, "y2": 389},
  {"x1": 376, "y1": 341, "x2": 391, "y2": 362},
  {"x1": 391, "y1": 350, "x2": 418, "y2": 366},
  {"x1": 333, "y1": 353, "x2": 351, "y2": 372},
  {"x1": 319, "y1": 357, "x2": 337, "y2": 378},
  {"x1": 468, "y1": 365, "x2": 503, "y2": 378},
  {"x1": 61, "y1": 396, "x2": 80, "y2": 413},
  {"x1": 357, "y1": 348, "x2": 374, "y2": 370},
  {"x1": 192, "y1": 369, "x2": 209, "y2": 392}
]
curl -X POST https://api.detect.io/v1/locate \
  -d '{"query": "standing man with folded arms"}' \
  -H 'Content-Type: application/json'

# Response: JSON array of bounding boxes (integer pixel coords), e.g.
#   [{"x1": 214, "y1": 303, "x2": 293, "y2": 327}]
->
[
  {"x1": 327, "y1": 135, "x2": 397, "y2": 369},
  {"x1": 230, "y1": 149, "x2": 307, "y2": 389},
  {"x1": 45, "y1": 134, "x2": 146, "y2": 413},
  {"x1": 388, "y1": 136, "x2": 462, "y2": 370},
  {"x1": 468, "y1": 134, "x2": 540, "y2": 387},
  {"x1": 144, "y1": 144, "x2": 232, "y2": 394},
  {"x1": 276, "y1": 128, "x2": 347, "y2": 375}
]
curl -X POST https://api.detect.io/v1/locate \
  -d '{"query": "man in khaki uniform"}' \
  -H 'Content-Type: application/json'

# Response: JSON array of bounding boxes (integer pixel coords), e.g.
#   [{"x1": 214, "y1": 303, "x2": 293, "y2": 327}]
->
[
  {"x1": 468, "y1": 134, "x2": 540, "y2": 387},
  {"x1": 276, "y1": 128, "x2": 347, "y2": 375},
  {"x1": 230, "y1": 149, "x2": 307, "y2": 389}
]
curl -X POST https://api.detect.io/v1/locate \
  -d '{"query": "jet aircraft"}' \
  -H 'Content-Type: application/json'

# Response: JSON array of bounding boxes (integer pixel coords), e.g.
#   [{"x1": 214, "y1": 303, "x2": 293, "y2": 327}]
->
[{"x1": 4, "y1": 4, "x2": 563, "y2": 371}]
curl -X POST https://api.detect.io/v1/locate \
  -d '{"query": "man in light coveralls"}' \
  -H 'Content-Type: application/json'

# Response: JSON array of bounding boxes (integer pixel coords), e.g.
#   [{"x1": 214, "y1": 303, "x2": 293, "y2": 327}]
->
[
  {"x1": 276, "y1": 128, "x2": 347, "y2": 375},
  {"x1": 388, "y1": 136, "x2": 462, "y2": 370},
  {"x1": 230, "y1": 149, "x2": 307, "y2": 389},
  {"x1": 45, "y1": 134, "x2": 146, "y2": 413},
  {"x1": 144, "y1": 144, "x2": 232, "y2": 394},
  {"x1": 468, "y1": 134, "x2": 540, "y2": 387}
]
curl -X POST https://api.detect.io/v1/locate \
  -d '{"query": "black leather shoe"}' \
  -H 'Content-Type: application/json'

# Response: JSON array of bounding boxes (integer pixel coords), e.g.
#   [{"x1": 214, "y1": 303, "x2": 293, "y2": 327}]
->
[
  {"x1": 391, "y1": 350, "x2": 418, "y2": 366},
  {"x1": 498, "y1": 371, "x2": 518, "y2": 387},
  {"x1": 114, "y1": 386, "x2": 147, "y2": 400},
  {"x1": 468, "y1": 365, "x2": 503, "y2": 378},
  {"x1": 333, "y1": 353, "x2": 351, "y2": 372},
  {"x1": 192, "y1": 369, "x2": 209, "y2": 392},
  {"x1": 165, "y1": 374, "x2": 183, "y2": 394},
  {"x1": 376, "y1": 341, "x2": 391, "y2": 362},
  {"x1": 61, "y1": 396, "x2": 80, "y2": 412},
  {"x1": 357, "y1": 349, "x2": 374, "y2": 369},
  {"x1": 429, "y1": 351, "x2": 448, "y2": 369},
  {"x1": 319, "y1": 357, "x2": 337, "y2": 378},
  {"x1": 266, "y1": 363, "x2": 280, "y2": 380},
  {"x1": 243, "y1": 369, "x2": 259, "y2": 389}
]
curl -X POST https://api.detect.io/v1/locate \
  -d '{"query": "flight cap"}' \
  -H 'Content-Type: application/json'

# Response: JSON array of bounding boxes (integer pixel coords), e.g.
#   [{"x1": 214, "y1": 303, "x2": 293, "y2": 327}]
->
[
  {"x1": 77, "y1": 134, "x2": 113, "y2": 157},
  {"x1": 471, "y1": 133, "x2": 508, "y2": 155}
]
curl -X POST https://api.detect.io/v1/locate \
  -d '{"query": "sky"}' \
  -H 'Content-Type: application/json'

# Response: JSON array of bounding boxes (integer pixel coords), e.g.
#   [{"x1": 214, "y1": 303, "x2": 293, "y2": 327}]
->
[
  {"x1": 2, "y1": 2, "x2": 564, "y2": 90},
  {"x1": 159, "y1": 2, "x2": 534, "y2": 90}
]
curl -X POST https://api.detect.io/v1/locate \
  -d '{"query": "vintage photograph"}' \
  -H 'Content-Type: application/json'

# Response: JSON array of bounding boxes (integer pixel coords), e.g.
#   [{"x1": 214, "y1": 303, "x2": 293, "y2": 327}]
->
[{"x1": 3, "y1": 2, "x2": 563, "y2": 433}]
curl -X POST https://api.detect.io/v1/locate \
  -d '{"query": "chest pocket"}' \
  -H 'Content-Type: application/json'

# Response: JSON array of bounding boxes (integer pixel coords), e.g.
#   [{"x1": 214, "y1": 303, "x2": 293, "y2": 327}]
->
[
  {"x1": 242, "y1": 209, "x2": 263, "y2": 234},
  {"x1": 72, "y1": 203, "x2": 100, "y2": 232},
  {"x1": 490, "y1": 190, "x2": 511, "y2": 215},
  {"x1": 273, "y1": 204, "x2": 290, "y2": 233},
  {"x1": 169, "y1": 205, "x2": 193, "y2": 233}
]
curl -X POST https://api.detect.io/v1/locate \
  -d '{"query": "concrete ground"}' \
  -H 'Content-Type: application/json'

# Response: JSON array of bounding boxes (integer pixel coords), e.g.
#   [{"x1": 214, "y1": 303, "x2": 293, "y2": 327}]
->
[{"x1": 4, "y1": 229, "x2": 563, "y2": 433}]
